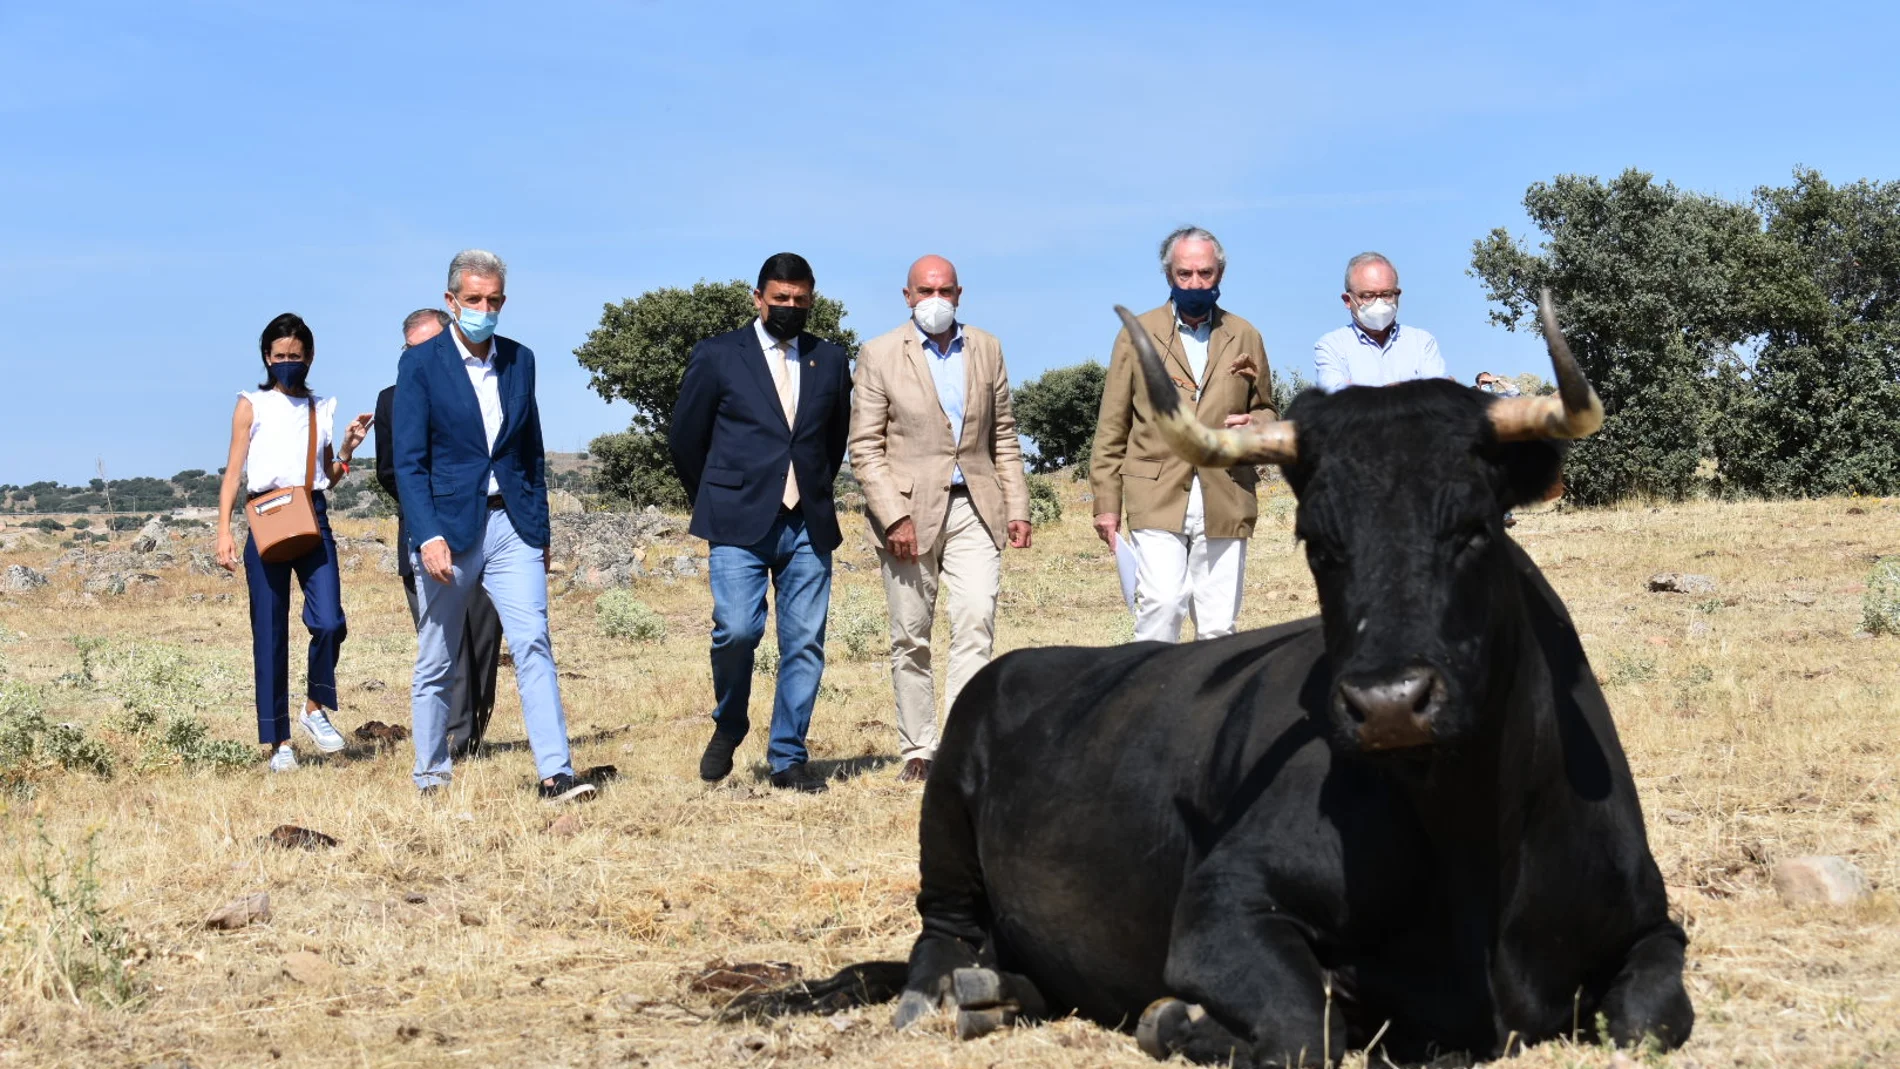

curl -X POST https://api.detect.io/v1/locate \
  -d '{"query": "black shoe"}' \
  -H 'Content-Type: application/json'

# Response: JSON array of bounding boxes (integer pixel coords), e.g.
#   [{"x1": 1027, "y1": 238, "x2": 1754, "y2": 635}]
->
[
  {"x1": 538, "y1": 773, "x2": 598, "y2": 804},
  {"x1": 699, "y1": 730, "x2": 743, "y2": 783},
  {"x1": 769, "y1": 762, "x2": 829, "y2": 794}
]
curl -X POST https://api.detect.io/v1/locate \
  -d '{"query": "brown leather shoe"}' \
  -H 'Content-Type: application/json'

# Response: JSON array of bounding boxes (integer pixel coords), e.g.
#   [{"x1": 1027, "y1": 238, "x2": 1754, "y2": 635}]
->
[{"x1": 896, "y1": 758, "x2": 931, "y2": 783}]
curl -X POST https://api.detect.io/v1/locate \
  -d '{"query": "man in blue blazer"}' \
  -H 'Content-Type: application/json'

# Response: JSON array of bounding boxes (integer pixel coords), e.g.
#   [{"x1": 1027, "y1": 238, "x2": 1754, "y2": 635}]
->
[
  {"x1": 393, "y1": 249, "x2": 594, "y2": 803},
  {"x1": 670, "y1": 252, "x2": 853, "y2": 793}
]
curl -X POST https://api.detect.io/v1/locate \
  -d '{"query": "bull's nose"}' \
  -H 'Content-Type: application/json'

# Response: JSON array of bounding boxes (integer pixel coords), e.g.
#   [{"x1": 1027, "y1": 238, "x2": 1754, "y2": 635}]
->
[{"x1": 1335, "y1": 665, "x2": 1444, "y2": 750}]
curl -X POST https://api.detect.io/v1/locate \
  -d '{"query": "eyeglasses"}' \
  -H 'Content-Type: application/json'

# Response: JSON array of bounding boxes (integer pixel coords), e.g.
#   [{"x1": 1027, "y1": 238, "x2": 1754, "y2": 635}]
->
[{"x1": 1351, "y1": 290, "x2": 1400, "y2": 302}]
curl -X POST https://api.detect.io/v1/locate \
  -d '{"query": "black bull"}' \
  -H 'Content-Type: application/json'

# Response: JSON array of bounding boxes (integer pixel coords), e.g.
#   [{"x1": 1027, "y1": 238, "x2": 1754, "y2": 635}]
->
[{"x1": 741, "y1": 304, "x2": 1692, "y2": 1067}]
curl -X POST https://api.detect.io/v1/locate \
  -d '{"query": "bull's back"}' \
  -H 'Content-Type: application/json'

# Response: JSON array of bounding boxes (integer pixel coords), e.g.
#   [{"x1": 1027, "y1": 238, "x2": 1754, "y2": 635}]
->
[{"x1": 928, "y1": 619, "x2": 1329, "y2": 1025}]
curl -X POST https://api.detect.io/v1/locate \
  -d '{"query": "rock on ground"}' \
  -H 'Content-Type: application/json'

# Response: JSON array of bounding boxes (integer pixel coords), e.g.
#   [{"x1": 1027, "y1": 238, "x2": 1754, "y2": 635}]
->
[
  {"x1": 3, "y1": 564, "x2": 46, "y2": 591},
  {"x1": 1648, "y1": 573, "x2": 1717, "y2": 594},
  {"x1": 1772, "y1": 855, "x2": 1869, "y2": 907},
  {"x1": 550, "y1": 509, "x2": 684, "y2": 589},
  {"x1": 205, "y1": 892, "x2": 272, "y2": 930}
]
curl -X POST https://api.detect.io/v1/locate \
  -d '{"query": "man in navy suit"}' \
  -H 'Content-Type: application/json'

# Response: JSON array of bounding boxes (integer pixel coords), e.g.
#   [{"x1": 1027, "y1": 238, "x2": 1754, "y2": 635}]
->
[
  {"x1": 375, "y1": 308, "x2": 502, "y2": 760},
  {"x1": 393, "y1": 249, "x2": 594, "y2": 803},
  {"x1": 670, "y1": 252, "x2": 853, "y2": 793}
]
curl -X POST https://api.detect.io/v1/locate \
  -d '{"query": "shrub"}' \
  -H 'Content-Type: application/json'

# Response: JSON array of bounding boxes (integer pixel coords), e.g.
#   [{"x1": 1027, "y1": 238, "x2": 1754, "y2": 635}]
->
[
  {"x1": 26, "y1": 828, "x2": 144, "y2": 1009},
  {"x1": 0, "y1": 681, "x2": 116, "y2": 787},
  {"x1": 158, "y1": 715, "x2": 253, "y2": 771},
  {"x1": 1026, "y1": 473, "x2": 1063, "y2": 527},
  {"x1": 828, "y1": 587, "x2": 887, "y2": 660},
  {"x1": 1862, "y1": 559, "x2": 1900, "y2": 635},
  {"x1": 596, "y1": 590, "x2": 667, "y2": 642}
]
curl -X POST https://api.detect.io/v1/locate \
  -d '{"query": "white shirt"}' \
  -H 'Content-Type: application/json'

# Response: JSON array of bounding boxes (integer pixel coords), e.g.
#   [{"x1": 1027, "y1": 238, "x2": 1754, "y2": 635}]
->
[
  {"x1": 1176, "y1": 314, "x2": 1212, "y2": 383},
  {"x1": 241, "y1": 389, "x2": 334, "y2": 494},
  {"x1": 753, "y1": 317, "x2": 801, "y2": 417},
  {"x1": 449, "y1": 327, "x2": 504, "y2": 495}
]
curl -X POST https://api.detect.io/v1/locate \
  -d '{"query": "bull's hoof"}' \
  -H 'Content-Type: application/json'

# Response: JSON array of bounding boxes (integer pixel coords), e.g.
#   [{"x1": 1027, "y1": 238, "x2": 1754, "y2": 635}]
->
[
  {"x1": 956, "y1": 1004, "x2": 1015, "y2": 1040},
  {"x1": 951, "y1": 967, "x2": 1005, "y2": 1008},
  {"x1": 892, "y1": 989, "x2": 937, "y2": 1032},
  {"x1": 1136, "y1": 997, "x2": 1204, "y2": 1059}
]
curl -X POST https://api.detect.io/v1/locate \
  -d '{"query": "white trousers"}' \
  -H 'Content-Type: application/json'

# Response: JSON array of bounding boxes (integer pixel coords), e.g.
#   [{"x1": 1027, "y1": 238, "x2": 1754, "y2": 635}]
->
[
  {"x1": 1131, "y1": 478, "x2": 1246, "y2": 643},
  {"x1": 879, "y1": 491, "x2": 1002, "y2": 762}
]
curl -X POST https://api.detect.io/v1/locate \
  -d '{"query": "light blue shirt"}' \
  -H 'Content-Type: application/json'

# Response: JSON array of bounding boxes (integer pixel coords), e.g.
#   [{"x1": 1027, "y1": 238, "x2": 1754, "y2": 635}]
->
[
  {"x1": 1176, "y1": 314, "x2": 1211, "y2": 382},
  {"x1": 1313, "y1": 320, "x2": 1445, "y2": 392},
  {"x1": 920, "y1": 323, "x2": 967, "y2": 486}
]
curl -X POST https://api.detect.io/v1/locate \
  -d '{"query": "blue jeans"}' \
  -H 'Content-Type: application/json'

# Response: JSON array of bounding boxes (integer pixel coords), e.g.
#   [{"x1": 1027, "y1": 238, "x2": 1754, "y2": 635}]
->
[
  {"x1": 410, "y1": 508, "x2": 572, "y2": 788},
  {"x1": 244, "y1": 491, "x2": 345, "y2": 745},
  {"x1": 708, "y1": 511, "x2": 832, "y2": 773}
]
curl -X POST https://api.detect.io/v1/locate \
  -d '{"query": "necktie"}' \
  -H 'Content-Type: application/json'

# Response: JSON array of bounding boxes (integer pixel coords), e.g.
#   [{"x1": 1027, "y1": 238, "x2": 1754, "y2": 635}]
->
[{"x1": 770, "y1": 341, "x2": 799, "y2": 510}]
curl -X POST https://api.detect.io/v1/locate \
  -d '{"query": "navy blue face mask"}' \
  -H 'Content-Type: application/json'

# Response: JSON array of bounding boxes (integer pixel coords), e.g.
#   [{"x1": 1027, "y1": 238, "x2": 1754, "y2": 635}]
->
[
  {"x1": 268, "y1": 361, "x2": 310, "y2": 391},
  {"x1": 1170, "y1": 284, "x2": 1219, "y2": 320}
]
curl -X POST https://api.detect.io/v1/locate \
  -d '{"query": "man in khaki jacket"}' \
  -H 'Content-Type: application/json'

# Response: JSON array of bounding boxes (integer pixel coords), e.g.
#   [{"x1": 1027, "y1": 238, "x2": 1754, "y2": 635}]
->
[
  {"x1": 851, "y1": 255, "x2": 1032, "y2": 782},
  {"x1": 1090, "y1": 226, "x2": 1274, "y2": 642}
]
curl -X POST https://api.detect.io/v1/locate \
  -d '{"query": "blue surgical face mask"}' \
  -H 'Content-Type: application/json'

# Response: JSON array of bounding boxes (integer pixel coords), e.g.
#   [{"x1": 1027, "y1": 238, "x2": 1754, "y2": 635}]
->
[
  {"x1": 454, "y1": 300, "x2": 499, "y2": 343},
  {"x1": 268, "y1": 361, "x2": 310, "y2": 391},
  {"x1": 1170, "y1": 284, "x2": 1219, "y2": 320}
]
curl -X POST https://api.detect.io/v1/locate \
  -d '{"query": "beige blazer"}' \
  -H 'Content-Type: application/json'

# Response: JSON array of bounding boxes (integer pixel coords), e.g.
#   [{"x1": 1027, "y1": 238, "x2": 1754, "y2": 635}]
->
[
  {"x1": 1088, "y1": 302, "x2": 1275, "y2": 539},
  {"x1": 850, "y1": 322, "x2": 1031, "y2": 554}
]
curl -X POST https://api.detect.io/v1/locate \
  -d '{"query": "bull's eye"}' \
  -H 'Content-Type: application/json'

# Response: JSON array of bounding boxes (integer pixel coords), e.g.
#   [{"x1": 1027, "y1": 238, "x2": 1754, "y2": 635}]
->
[{"x1": 1461, "y1": 527, "x2": 1491, "y2": 556}]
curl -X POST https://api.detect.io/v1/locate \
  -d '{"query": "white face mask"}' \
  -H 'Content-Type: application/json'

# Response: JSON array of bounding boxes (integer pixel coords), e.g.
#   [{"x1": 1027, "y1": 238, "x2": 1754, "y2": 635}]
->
[
  {"x1": 912, "y1": 296, "x2": 956, "y2": 336},
  {"x1": 1354, "y1": 298, "x2": 1397, "y2": 333}
]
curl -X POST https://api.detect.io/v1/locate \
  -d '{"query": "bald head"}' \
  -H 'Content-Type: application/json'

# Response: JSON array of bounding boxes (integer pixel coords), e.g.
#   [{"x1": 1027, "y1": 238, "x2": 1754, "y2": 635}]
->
[{"x1": 906, "y1": 255, "x2": 959, "y2": 293}]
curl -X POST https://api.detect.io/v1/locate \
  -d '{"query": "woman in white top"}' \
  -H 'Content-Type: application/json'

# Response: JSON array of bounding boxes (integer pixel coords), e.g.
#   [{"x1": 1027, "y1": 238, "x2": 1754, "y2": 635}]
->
[{"x1": 215, "y1": 313, "x2": 373, "y2": 772}]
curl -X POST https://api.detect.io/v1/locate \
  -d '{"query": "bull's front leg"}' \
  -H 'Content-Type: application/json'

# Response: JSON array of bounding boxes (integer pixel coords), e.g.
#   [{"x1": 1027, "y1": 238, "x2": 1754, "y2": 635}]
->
[
  {"x1": 1144, "y1": 869, "x2": 1344, "y2": 1069},
  {"x1": 1599, "y1": 926, "x2": 1693, "y2": 1051}
]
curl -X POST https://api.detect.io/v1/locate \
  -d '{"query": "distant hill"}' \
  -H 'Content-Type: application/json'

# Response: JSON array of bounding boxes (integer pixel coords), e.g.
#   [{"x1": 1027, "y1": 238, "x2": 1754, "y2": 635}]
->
[{"x1": 0, "y1": 452, "x2": 597, "y2": 518}]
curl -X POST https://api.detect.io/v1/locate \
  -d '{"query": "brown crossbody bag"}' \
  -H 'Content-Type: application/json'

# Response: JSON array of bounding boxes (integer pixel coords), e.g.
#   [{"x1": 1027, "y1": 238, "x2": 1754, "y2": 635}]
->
[{"x1": 249, "y1": 397, "x2": 323, "y2": 563}]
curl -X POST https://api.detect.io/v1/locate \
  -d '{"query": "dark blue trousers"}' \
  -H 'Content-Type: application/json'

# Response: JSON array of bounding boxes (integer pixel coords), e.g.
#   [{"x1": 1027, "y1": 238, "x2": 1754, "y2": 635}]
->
[{"x1": 244, "y1": 491, "x2": 346, "y2": 745}]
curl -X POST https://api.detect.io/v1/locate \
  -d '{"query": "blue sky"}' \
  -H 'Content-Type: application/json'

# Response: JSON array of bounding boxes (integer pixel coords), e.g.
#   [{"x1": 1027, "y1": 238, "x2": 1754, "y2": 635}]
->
[{"x1": 3, "y1": 0, "x2": 1894, "y2": 485}]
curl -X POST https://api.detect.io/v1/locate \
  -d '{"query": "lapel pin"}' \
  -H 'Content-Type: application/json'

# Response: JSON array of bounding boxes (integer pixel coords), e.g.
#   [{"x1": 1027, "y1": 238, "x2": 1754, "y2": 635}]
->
[{"x1": 808, "y1": 360, "x2": 816, "y2": 366}]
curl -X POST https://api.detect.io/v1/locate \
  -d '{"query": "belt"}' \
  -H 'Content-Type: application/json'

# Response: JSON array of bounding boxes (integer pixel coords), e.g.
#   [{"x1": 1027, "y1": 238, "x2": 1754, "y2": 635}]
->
[
  {"x1": 949, "y1": 484, "x2": 970, "y2": 496},
  {"x1": 486, "y1": 494, "x2": 506, "y2": 510}
]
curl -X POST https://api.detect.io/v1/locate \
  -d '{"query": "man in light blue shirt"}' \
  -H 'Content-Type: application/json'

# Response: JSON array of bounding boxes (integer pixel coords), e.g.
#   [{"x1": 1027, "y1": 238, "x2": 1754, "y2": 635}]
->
[
  {"x1": 849, "y1": 255, "x2": 1032, "y2": 783},
  {"x1": 1313, "y1": 251, "x2": 1446, "y2": 391}
]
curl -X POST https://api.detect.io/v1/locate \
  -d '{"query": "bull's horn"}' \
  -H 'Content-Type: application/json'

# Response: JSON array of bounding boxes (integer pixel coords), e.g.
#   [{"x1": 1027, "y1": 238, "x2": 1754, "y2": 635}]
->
[
  {"x1": 1486, "y1": 289, "x2": 1604, "y2": 441},
  {"x1": 1115, "y1": 305, "x2": 1298, "y2": 466}
]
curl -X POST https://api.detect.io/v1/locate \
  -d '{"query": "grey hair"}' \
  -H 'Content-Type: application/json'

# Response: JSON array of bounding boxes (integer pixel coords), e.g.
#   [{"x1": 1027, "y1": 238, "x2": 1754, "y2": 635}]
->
[
  {"x1": 1343, "y1": 251, "x2": 1398, "y2": 293},
  {"x1": 401, "y1": 308, "x2": 451, "y2": 338},
  {"x1": 1158, "y1": 226, "x2": 1226, "y2": 280},
  {"x1": 447, "y1": 249, "x2": 507, "y2": 294}
]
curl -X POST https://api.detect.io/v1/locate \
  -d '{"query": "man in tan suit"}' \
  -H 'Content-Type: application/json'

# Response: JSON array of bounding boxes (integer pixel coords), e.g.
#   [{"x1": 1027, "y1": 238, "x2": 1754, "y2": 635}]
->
[
  {"x1": 851, "y1": 255, "x2": 1032, "y2": 782},
  {"x1": 1090, "y1": 226, "x2": 1274, "y2": 643}
]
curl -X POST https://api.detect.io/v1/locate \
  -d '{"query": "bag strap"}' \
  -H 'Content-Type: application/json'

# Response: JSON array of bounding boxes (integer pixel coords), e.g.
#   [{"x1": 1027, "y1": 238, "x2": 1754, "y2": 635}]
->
[{"x1": 304, "y1": 396, "x2": 319, "y2": 491}]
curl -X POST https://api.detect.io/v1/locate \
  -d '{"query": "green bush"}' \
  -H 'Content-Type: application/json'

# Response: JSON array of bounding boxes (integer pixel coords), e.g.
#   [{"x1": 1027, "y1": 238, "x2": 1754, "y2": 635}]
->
[
  {"x1": 158, "y1": 715, "x2": 253, "y2": 771},
  {"x1": 1026, "y1": 473, "x2": 1063, "y2": 527},
  {"x1": 596, "y1": 590, "x2": 667, "y2": 642},
  {"x1": 0, "y1": 681, "x2": 116, "y2": 787},
  {"x1": 828, "y1": 587, "x2": 887, "y2": 661},
  {"x1": 1862, "y1": 559, "x2": 1900, "y2": 635}
]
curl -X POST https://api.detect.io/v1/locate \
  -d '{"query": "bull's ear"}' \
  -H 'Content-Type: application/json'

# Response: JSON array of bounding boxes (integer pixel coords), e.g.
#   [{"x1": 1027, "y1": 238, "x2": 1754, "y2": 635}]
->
[{"x1": 1495, "y1": 441, "x2": 1567, "y2": 509}]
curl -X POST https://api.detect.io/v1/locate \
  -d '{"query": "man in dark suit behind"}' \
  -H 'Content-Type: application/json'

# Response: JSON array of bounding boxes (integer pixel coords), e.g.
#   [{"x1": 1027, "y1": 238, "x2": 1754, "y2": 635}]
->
[
  {"x1": 374, "y1": 307, "x2": 501, "y2": 760},
  {"x1": 670, "y1": 252, "x2": 853, "y2": 793}
]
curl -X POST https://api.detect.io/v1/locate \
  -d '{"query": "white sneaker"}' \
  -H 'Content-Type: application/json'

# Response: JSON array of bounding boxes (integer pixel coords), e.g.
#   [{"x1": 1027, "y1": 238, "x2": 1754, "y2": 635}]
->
[
  {"x1": 298, "y1": 708, "x2": 347, "y2": 753},
  {"x1": 269, "y1": 744, "x2": 299, "y2": 773}
]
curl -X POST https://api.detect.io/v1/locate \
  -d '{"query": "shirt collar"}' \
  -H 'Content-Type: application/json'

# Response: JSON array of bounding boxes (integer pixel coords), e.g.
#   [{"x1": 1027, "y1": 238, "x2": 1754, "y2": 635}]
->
[
  {"x1": 1176, "y1": 314, "x2": 1213, "y2": 340},
  {"x1": 916, "y1": 322, "x2": 965, "y2": 357},
  {"x1": 449, "y1": 325, "x2": 492, "y2": 368},
  {"x1": 1349, "y1": 319, "x2": 1401, "y2": 349},
  {"x1": 754, "y1": 317, "x2": 799, "y2": 356}
]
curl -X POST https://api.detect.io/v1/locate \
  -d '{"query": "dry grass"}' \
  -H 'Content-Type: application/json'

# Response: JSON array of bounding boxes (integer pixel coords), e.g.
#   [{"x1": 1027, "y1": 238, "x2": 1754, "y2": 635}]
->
[{"x1": 0, "y1": 482, "x2": 1896, "y2": 1068}]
